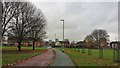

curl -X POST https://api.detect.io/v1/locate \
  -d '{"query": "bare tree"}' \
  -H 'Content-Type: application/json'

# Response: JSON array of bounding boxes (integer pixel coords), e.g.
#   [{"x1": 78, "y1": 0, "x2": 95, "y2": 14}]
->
[
  {"x1": 91, "y1": 29, "x2": 109, "y2": 47},
  {"x1": 7, "y1": 2, "x2": 47, "y2": 51},
  {"x1": 0, "y1": 1, "x2": 2, "y2": 37},
  {"x1": 84, "y1": 34, "x2": 94, "y2": 55},
  {"x1": 91, "y1": 29, "x2": 109, "y2": 58},
  {"x1": 2, "y1": 2, "x2": 20, "y2": 37},
  {"x1": 7, "y1": 2, "x2": 39, "y2": 51},
  {"x1": 28, "y1": 9, "x2": 47, "y2": 50},
  {"x1": 84, "y1": 35, "x2": 94, "y2": 47}
]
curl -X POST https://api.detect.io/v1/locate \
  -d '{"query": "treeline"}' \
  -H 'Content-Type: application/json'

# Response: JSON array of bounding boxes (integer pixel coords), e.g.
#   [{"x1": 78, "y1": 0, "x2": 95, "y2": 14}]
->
[{"x1": 1, "y1": 1, "x2": 47, "y2": 51}]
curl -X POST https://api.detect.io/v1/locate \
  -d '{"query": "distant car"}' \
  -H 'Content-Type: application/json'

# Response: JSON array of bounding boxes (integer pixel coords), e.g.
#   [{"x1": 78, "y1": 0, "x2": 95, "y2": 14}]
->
[{"x1": 47, "y1": 46, "x2": 52, "y2": 48}]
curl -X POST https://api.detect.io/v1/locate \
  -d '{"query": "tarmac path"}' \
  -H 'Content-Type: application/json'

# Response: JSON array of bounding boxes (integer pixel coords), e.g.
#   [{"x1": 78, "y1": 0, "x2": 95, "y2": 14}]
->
[
  {"x1": 51, "y1": 49, "x2": 76, "y2": 67},
  {"x1": 14, "y1": 48, "x2": 55, "y2": 67}
]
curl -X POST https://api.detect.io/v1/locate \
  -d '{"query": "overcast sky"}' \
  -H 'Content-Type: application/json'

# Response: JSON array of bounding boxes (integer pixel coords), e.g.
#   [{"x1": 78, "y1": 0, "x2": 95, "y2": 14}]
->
[{"x1": 29, "y1": 0, "x2": 118, "y2": 42}]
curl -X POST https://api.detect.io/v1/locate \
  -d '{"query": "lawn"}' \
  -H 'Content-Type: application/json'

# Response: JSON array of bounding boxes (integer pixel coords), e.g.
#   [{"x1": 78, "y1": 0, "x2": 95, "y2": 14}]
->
[
  {"x1": 2, "y1": 46, "x2": 47, "y2": 66},
  {"x1": 56, "y1": 48, "x2": 120, "y2": 66}
]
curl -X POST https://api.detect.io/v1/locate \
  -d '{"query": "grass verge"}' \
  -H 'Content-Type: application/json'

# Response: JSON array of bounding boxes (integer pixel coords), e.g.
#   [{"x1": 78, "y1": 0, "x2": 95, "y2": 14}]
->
[
  {"x1": 2, "y1": 46, "x2": 46, "y2": 66},
  {"x1": 56, "y1": 48, "x2": 120, "y2": 66}
]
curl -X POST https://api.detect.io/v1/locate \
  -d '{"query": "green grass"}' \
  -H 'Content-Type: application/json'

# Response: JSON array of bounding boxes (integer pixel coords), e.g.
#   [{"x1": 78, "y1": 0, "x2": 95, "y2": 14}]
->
[
  {"x1": 2, "y1": 46, "x2": 46, "y2": 66},
  {"x1": 56, "y1": 48, "x2": 120, "y2": 66}
]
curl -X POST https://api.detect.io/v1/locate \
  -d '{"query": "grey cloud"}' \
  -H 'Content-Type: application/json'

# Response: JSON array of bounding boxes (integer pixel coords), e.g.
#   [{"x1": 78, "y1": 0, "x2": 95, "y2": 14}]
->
[{"x1": 31, "y1": 2, "x2": 118, "y2": 41}]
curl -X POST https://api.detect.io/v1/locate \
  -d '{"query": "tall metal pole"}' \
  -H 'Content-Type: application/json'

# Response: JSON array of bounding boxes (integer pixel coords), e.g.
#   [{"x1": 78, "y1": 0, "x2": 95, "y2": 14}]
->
[
  {"x1": 61, "y1": 19, "x2": 64, "y2": 52},
  {"x1": 63, "y1": 20, "x2": 64, "y2": 51}
]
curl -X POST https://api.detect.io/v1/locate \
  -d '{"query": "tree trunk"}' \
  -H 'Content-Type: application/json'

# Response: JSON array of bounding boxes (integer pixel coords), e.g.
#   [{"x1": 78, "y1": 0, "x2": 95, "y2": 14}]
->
[
  {"x1": 99, "y1": 47, "x2": 103, "y2": 58},
  {"x1": 82, "y1": 45, "x2": 85, "y2": 53},
  {"x1": 33, "y1": 41, "x2": 35, "y2": 50},
  {"x1": 88, "y1": 48, "x2": 92, "y2": 55},
  {"x1": 18, "y1": 42, "x2": 21, "y2": 51}
]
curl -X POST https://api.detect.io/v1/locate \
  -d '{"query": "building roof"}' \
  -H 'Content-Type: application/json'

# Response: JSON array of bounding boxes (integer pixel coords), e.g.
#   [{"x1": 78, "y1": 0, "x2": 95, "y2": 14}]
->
[
  {"x1": 58, "y1": 41, "x2": 69, "y2": 44},
  {"x1": 110, "y1": 41, "x2": 120, "y2": 44},
  {"x1": 77, "y1": 41, "x2": 85, "y2": 44}
]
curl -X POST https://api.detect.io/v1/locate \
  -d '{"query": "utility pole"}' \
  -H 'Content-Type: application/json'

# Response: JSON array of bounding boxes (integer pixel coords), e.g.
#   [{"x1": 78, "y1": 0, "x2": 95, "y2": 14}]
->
[{"x1": 55, "y1": 34, "x2": 56, "y2": 42}]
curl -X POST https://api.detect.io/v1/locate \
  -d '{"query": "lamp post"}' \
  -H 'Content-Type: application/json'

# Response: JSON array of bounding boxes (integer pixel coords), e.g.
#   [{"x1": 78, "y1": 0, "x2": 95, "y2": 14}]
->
[{"x1": 60, "y1": 19, "x2": 64, "y2": 52}]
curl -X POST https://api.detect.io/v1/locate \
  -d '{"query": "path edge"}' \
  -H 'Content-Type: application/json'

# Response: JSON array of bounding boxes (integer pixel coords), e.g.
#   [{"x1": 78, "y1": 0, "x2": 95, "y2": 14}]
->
[
  {"x1": 64, "y1": 50, "x2": 77, "y2": 67},
  {"x1": 48, "y1": 48, "x2": 56, "y2": 68}
]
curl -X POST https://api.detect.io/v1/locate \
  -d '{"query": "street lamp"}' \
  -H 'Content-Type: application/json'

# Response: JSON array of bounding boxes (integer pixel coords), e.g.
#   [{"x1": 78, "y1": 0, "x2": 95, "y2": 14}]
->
[{"x1": 60, "y1": 19, "x2": 64, "y2": 52}]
